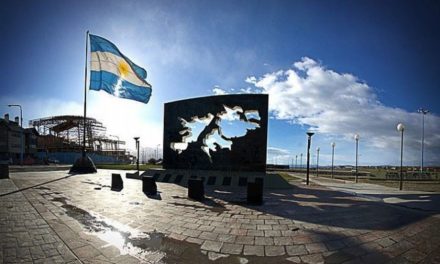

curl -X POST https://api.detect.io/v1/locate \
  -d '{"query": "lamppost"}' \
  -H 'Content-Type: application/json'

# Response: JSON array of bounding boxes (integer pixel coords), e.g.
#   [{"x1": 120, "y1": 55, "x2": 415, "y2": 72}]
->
[
  {"x1": 295, "y1": 155, "x2": 298, "y2": 169},
  {"x1": 354, "y1": 134, "x2": 360, "y2": 183},
  {"x1": 133, "y1": 137, "x2": 140, "y2": 174},
  {"x1": 418, "y1": 108, "x2": 429, "y2": 174},
  {"x1": 110, "y1": 134, "x2": 120, "y2": 162},
  {"x1": 8, "y1": 104, "x2": 23, "y2": 165},
  {"x1": 331, "y1": 142, "x2": 336, "y2": 179},
  {"x1": 397, "y1": 123, "x2": 405, "y2": 190},
  {"x1": 316, "y1": 147, "x2": 320, "y2": 177},
  {"x1": 156, "y1": 144, "x2": 160, "y2": 160},
  {"x1": 306, "y1": 132, "x2": 314, "y2": 185},
  {"x1": 300, "y1": 153, "x2": 303, "y2": 169}
]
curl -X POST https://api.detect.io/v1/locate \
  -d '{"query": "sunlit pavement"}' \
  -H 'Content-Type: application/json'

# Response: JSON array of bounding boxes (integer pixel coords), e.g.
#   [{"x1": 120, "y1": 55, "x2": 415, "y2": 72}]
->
[
  {"x1": 290, "y1": 173, "x2": 440, "y2": 212},
  {"x1": 1, "y1": 170, "x2": 440, "y2": 263}
]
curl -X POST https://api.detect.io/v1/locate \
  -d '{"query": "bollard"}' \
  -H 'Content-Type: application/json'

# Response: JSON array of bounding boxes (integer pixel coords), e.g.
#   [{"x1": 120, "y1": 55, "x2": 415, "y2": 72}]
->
[
  {"x1": 0, "y1": 164, "x2": 9, "y2": 179},
  {"x1": 111, "y1": 173, "x2": 123, "y2": 191},
  {"x1": 247, "y1": 178, "x2": 264, "y2": 205},
  {"x1": 142, "y1": 176, "x2": 157, "y2": 195},
  {"x1": 188, "y1": 178, "x2": 204, "y2": 201}
]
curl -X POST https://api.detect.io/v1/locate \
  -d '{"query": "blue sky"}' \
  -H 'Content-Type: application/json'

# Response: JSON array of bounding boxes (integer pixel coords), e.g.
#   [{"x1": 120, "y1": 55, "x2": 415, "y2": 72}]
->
[{"x1": 1, "y1": 0, "x2": 439, "y2": 166}]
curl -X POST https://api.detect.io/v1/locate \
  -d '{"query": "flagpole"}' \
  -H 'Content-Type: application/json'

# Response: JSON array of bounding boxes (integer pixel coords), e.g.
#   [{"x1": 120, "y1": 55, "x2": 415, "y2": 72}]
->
[
  {"x1": 83, "y1": 30, "x2": 89, "y2": 158},
  {"x1": 69, "y1": 30, "x2": 96, "y2": 174}
]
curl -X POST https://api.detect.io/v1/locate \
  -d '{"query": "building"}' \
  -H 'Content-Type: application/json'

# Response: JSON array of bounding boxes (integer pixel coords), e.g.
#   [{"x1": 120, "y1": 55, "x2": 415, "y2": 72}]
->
[{"x1": 0, "y1": 114, "x2": 24, "y2": 163}]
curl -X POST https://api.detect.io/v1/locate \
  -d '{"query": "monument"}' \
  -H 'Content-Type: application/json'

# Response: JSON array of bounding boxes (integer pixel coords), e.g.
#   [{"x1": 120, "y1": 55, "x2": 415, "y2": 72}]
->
[{"x1": 163, "y1": 94, "x2": 268, "y2": 172}]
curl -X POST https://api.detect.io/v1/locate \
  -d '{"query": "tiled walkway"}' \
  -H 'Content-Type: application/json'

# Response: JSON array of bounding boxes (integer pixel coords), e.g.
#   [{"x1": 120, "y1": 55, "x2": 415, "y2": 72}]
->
[{"x1": 1, "y1": 170, "x2": 440, "y2": 263}]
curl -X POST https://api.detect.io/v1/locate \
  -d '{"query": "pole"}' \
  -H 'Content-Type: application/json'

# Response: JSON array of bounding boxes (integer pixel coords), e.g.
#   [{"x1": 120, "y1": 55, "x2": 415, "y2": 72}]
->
[
  {"x1": 20, "y1": 106, "x2": 23, "y2": 165},
  {"x1": 306, "y1": 137, "x2": 311, "y2": 185},
  {"x1": 316, "y1": 148, "x2": 319, "y2": 177},
  {"x1": 295, "y1": 155, "x2": 298, "y2": 169},
  {"x1": 137, "y1": 140, "x2": 140, "y2": 173},
  {"x1": 300, "y1": 153, "x2": 303, "y2": 169},
  {"x1": 399, "y1": 129, "x2": 404, "y2": 190},
  {"x1": 421, "y1": 112, "x2": 425, "y2": 174},
  {"x1": 331, "y1": 145, "x2": 335, "y2": 179},
  {"x1": 82, "y1": 30, "x2": 89, "y2": 158},
  {"x1": 418, "y1": 108, "x2": 429, "y2": 174},
  {"x1": 306, "y1": 133, "x2": 314, "y2": 185},
  {"x1": 355, "y1": 138, "x2": 359, "y2": 183}
]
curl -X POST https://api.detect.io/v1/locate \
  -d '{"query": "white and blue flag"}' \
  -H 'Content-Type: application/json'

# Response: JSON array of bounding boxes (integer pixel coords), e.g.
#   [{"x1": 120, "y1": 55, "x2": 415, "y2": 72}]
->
[{"x1": 89, "y1": 34, "x2": 152, "y2": 104}]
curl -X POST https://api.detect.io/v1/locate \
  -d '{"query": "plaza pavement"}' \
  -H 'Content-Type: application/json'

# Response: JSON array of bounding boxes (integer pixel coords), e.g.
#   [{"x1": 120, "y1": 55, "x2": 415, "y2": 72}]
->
[{"x1": 1, "y1": 169, "x2": 440, "y2": 263}]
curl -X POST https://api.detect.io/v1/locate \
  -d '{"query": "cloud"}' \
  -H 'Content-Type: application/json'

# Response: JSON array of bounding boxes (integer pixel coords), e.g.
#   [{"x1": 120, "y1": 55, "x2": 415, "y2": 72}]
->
[
  {"x1": 247, "y1": 57, "x2": 440, "y2": 164},
  {"x1": 212, "y1": 86, "x2": 228, "y2": 95},
  {"x1": 267, "y1": 146, "x2": 290, "y2": 156}
]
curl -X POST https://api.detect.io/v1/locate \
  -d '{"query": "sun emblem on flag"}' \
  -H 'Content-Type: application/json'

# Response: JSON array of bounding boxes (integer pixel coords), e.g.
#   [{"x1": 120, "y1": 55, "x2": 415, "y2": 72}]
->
[{"x1": 117, "y1": 60, "x2": 130, "y2": 77}]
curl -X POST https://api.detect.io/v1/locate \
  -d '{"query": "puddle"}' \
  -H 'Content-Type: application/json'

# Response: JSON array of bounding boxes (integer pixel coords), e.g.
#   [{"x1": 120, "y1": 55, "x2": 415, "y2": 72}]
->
[{"x1": 44, "y1": 194, "x2": 297, "y2": 263}]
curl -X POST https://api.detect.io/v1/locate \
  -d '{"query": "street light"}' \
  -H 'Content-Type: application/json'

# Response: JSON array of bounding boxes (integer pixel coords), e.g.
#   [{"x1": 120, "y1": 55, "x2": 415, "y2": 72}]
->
[
  {"x1": 110, "y1": 134, "x2": 119, "y2": 162},
  {"x1": 133, "y1": 137, "x2": 140, "y2": 174},
  {"x1": 316, "y1": 147, "x2": 320, "y2": 177},
  {"x1": 354, "y1": 134, "x2": 360, "y2": 183},
  {"x1": 8, "y1": 104, "x2": 23, "y2": 165},
  {"x1": 300, "y1": 153, "x2": 303, "y2": 169},
  {"x1": 331, "y1": 142, "x2": 336, "y2": 179},
  {"x1": 156, "y1": 144, "x2": 160, "y2": 160},
  {"x1": 306, "y1": 131, "x2": 314, "y2": 185},
  {"x1": 295, "y1": 155, "x2": 298, "y2": 169},
  {"x1": 417, "y1": 108, "x2": 429, "y2": 174},
  {"x1": 397, "y1": 123, "x2": 405, "y2": 190}
]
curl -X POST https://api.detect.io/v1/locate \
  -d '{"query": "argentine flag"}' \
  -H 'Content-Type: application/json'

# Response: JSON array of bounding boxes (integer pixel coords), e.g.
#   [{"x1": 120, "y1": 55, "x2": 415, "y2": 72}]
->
[{"x1": 89, "y1": 34, "x2": 152, "y2": 104}]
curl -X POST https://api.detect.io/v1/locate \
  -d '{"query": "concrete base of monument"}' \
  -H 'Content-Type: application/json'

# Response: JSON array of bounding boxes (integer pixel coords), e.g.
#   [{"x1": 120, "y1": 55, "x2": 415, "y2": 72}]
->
[
  {"x1": 69, "y1": 156, "x2": 97, "y2": 174},
  {"x1": 135, "y1": 168, "x2": 292, "y2": 189}
]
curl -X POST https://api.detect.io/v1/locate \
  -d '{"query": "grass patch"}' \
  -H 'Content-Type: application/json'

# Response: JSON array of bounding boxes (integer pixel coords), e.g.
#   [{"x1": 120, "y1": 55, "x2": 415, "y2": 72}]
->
[
  {"x1": 277, "y1": 172, "x2": 303, "y2": 182},
  {"x1": 96, "y1": 164, "x2": 161, "y2": 170}
]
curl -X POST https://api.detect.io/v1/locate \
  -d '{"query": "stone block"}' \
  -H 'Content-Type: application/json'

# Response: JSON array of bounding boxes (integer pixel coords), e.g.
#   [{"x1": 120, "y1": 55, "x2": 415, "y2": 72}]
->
[
  {"x1": 188, "y1": 178, "x2": 204, "y2": 200},
  {"x1": 142, "y1": 176, "x2": 157, "y2": 195},
  {"x1": 111, "y1": 174, "x2": 123, "y2": 191}
]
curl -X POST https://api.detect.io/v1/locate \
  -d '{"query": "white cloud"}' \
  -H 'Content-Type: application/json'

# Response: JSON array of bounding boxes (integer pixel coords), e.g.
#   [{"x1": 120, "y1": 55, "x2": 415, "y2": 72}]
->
[
  {"x1": 248, "y1": 57, "x2": 440, "y2": 165},
  {"x1": 212, "y1": 86, "x2": 228, "y2": 95}
]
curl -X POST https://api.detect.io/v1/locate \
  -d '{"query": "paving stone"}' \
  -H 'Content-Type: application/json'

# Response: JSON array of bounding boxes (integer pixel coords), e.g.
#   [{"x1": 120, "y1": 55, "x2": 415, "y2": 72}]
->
[
  {"x1": 243, "y1": 245, "x2": 265, "y2": 256},
  {"x1": 255, "y1": 237, "x2": 274, "y2": 246},
  {"x1": 286, "y1": 245, "x2": 308, "y2": 256},
  {"x1": 306, "y1": 243, "x2": 328, "y2": 254},
  {"x1": 264, "y1": 245, "x2": 285, "y2": 256},
  {"x1": 264, "y1": 230, "x2": 282, "y2": 237},
  {"x1": 186, "y1": 237, "x2": 204, "y2": 245},
  {"x1": 286, "y1": 256, "x2": 301, "y2": 263},
  {"x1": 257, "y1": 224, "x2": 272, "y2": 230},
  {"x1": 217, "y1": 234, "x2": 236, "y2": 243},
  {"x1": 201, "y1": 240, "x2": 223, "y2": 252},
  {"x1": 235, "y1": 236, "x2": 255, "y2": 245},
  {"x1": 377, "y1": 237, "x2": 396, "y2": 248},
  {"x1": 220, "y1": 243, "x2": 243, "y2": 255},
  {"x1": 274, "y1": 236, "x2": 293, "y2": 246},
  {"x1": 300, "y1": 253, "x2": 324, "y2": 264},
  {"x1": 402, "y1": 249, "x2": 427, "y2": 263},
  {"x1": 325, "y1": 240, "x2": 346, "y2": 251},
  {"x1": 199, "y1": 231, "x2": 218, "y2": 240}
]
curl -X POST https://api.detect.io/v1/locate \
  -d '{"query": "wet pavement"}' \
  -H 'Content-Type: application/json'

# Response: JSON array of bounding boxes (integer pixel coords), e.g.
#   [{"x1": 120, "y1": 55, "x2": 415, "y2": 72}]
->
[{"x1": 1, "y1": 169, "x2": 440, "y2": 263}]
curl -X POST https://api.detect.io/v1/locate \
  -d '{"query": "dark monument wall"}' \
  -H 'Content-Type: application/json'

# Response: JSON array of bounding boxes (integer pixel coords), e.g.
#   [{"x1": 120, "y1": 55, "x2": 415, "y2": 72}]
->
[{"x1": 163, "y1": 94, "x2": 268, "y2": 172}]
